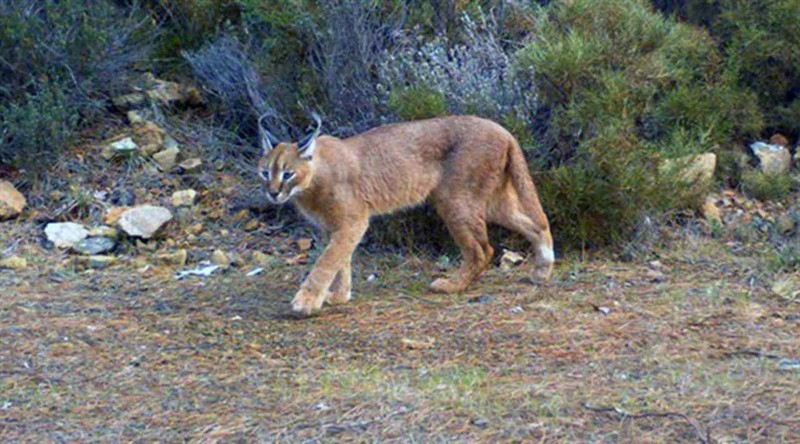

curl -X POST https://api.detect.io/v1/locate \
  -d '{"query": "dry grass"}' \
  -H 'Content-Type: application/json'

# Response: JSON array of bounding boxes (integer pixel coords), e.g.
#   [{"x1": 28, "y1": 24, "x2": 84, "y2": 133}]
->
[{"x1": 0, "y1": 223, "x2": 798, "y2": 442}]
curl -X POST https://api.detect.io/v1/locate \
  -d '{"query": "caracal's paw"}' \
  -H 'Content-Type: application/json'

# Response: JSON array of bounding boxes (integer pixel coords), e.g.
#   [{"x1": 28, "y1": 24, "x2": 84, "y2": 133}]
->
[
  {"x1": 531, "y1": 261, "x2": 554, "y2": 283},
  {"x1": 429, "y1": 277, "x2": 467, "y2": 294},
  {"x1": 291, "y1": 289, "x2": 324, "y2": 316},
  {"x1": 325, "y1": 290, "x2": 352, "y2": 305}
]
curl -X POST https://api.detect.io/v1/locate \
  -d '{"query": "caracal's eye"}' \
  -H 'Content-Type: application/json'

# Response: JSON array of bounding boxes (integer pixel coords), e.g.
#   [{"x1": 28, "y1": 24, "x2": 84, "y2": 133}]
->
[
  {"x1": 259, "y1": 169, "x2": 270, "y2": 181},
  {"x1": 282, "y1": 171, "x2": 295, "y2": 181}
]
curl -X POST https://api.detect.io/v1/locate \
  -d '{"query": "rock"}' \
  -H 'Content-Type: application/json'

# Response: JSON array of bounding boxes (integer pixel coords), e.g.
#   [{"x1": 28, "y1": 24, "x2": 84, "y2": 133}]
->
[
  {"x1": 102, "y1": 137, "x2": 138, "y2": 160},
  {"x1": 88, "y1": 226, "x2": 119, "y2": 239},
  {"x1": 244, "y1": 219, "x2": 260, "y2": 231},
  {"x1": 0, "y1": 180, "x2": 26, "y2": 220},
  {"x1": 769, "y1": 133, "x2": 789, "y2": 147},
  {"x1": 118, "y1": 205, "x2": 172, "y2": 239},
  {"x1": 78, "y1": 255, "x2": 117, "y2": 270},
  {"x1": 45, "y1": 222, "x2": 89, "y2": 249},
  {"x1": 212, "y1": 249, "x2": 231, "y2": 269},
  {"x1": 500, "y1": 249, "x2": 525, "y2": 271},
  {"x1": 156, "y1": 249, "x2": 188, "y2": 267},
  {"x1": 144, "y1": 78, "x2": 204, "y2": 107},
  {"x1": 171, "y1": 189, "x2": 197, "y2": 207},
  {"x1": 104, "y1": 206, "x2": 131, "y2": 226},
  {"x1": 777, "y1": 213, "x2": 796, "y2": 235},
  {"x1": 177, "y1": 158, "x2": 202, "y2": 173},
  {"x1": 153, "y1": 147, "x2": 180, "y2": 172},
  {"x1": 646, "y1": 269, "x2": 667, "y2": 283},
  {"x1": 702, "y1": 197, "x2": 723, "y2": 224},
  {"x1": 126, "y1": 110, "x2": 146, "y2": 125},
  {"x1": 133, "y1": 121, "x2": 166, "y2": 156},
  {"x1": 252, "y1": 251, "x2": 275, "y2": 267},
  {"x1": 72, "y1": 237, "x2": 116, "y2": 255},
  {"x1": 297, "y1": 238, "x2": 313, "y2": 251},
  {"x1": 112, "y1": 92, "x2": 147, "y2": 111},
  {"x1": 187, "y1": 223, "x2": 204, "y2": 235},
  {"x1": 660, "y1": 153, "x2": 717, "y2": 193},
  {"x1": 0, "y1": 256, "x2": 27, "y2": 270},
  {"x1": 750, "y1": 142, "x2": 792, "y2": 175}
]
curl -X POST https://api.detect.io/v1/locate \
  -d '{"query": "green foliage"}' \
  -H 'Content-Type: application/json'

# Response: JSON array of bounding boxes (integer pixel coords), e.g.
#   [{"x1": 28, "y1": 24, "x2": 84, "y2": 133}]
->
[
  {"x1": 739, "y1": 169, "x2": 796, "y2": 201},
  {"x1": 514, "y1": 0, "x2": 757, "y2": 248},
  {"x1": 0, "y1": 83, "x2": 78, "y2": 170},
  {"x1": 388, "y1": 87, "x2": 447, "y2": 121},
  {"x1": 0, "y1": 0, "x2": 152, "y2": 173},
  {"x1": 654, "y1": 0, "x2": 800, "y2": 139}
]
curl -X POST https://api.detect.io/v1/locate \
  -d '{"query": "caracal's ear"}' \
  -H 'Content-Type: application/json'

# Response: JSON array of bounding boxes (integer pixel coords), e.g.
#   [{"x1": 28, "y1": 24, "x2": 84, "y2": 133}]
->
[
  {"x1": 258, "y1": 112, "x2": 281, "y2": 155},
  {"x1": 297, "y1": 112, "x2": 322, "y2": 160}
]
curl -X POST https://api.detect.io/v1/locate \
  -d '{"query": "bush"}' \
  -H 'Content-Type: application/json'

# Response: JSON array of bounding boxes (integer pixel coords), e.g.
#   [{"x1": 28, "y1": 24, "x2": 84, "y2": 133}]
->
[
  {"x1": 514, "y1": 0, "x2": 758, "y2": 248},
  {"x1": 378, "y1": 12, "x2": 539, "y2": 142},
  {"x1": 653, "y1": 0, "x2": 800, "y2": 140},
  {"x1": 740, "y1": 169, "x2": 797, "y2": 202},
  {"x1": 0, "y1": 0, "x2": 152, "y2": 173}
]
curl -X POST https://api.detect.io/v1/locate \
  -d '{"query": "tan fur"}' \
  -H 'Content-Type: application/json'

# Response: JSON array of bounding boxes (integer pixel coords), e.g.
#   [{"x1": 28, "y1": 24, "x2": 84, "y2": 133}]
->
[{"x1": 258, "y1": 115, "x2": 554, "y2": 315}]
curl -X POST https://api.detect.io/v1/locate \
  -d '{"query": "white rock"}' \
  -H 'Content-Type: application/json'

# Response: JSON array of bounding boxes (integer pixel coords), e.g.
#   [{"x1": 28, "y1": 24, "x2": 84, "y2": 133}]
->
[
  {"x1": 750, "y1": 142, "x2": 792, "y2": 175},
  {"x1": 118, "y1": 206, "x2": 172, "y2": 239},
  {"x1": 45, "y1": 222, "x2": 89, "y2": 249},
  {"x1": 0, "y1": 180, "x2": 26, "y2": 220},
  {"x1": 153, "y1": 146, "x2": 180, "y2": 171},
  {"x1": 102, "y1": 137, "x2": 138, "y2": 160}
]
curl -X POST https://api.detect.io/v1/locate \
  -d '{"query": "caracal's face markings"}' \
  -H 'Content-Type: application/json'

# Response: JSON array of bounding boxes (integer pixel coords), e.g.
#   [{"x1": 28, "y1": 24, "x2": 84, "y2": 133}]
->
[{"x1": 258, "y1": 143, "x2": 313, "y2": 205}]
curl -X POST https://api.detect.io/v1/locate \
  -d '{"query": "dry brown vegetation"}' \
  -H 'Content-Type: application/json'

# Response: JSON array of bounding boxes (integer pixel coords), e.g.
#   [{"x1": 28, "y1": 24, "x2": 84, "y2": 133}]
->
[{"x1": 2, "y1": 219, "x2": 798, "y2": 442}]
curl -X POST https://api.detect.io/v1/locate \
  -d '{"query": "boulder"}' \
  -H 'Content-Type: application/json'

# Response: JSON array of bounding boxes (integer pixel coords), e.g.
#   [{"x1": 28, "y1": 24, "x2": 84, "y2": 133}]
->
[
  {"x1": 660, "y1": 153, "x2": 717, "y2": 193},
  {"x1": 72, "y1": 237, "x2": 117, "y2": 255},
  {"x1": 750, "y1": 142, "x2": 792, "y2": 175},
  {"x1": 45, "y1": 222, "x2": 89, "y2": 249},
  {"x1": 0, "y1": 181, "x2": 26, "y2": 220},
  {"x1": 118, "y1": 206, "x2": 173, "y2": 239},
  {"x1": 171, "y1": 189, "x2": 197, "y2": 207}
]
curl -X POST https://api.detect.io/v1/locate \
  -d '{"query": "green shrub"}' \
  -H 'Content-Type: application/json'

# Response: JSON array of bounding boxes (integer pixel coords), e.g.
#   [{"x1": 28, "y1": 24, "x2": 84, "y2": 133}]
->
[
  {"x1": 740, "y1": 169, "x2": 796, "y2": 201},
  {"x1": 654, "y1": 0, "x2": 800, "y2": 140},
  {"x1": 388, "y1": 87, "x2": 447, "y2": 121},
  {"x1": 514, "y1": 0, "x2": 758, "y2": 248},
  {"x1": 0, "y1": 0, "x2": 152, "y2": 173}
]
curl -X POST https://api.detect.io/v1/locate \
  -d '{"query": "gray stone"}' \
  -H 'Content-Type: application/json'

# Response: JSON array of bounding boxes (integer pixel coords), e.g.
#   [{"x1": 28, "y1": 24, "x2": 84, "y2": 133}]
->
[
  {"x1": 178, "y1": 158, "x2": 202, "y2": 173},
  {"x1": 171, "y1": 189, "x2": 197, "y2": 207},
  {"x1": 45, "y1": 222, "x2": 89, "y2": 249},
  {"x1": 102, "y1": 137, "x2": 138, "y2": 160},
  {"x1": 72, "y1": 237, "x2": 116, "y2": 255}
]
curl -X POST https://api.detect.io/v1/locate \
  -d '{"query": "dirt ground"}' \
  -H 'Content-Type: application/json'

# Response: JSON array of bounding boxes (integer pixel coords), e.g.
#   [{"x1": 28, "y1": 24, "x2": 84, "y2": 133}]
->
[{"x1": 1, "y1": 220, "x2": 799, "y2": 443}]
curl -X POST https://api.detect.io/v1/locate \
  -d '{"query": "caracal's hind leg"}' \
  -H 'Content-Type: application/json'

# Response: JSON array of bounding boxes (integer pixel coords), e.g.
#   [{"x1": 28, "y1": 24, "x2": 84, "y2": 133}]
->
[
  {"x1": 324, "y1": 259, "x2": 352, "y2": 305},
  {"x1": 429, "y1": 197, "x2": 494, "y2": 294},
  {"x1": 489, "y1": 182, "x2": 554, "y2": 281}
]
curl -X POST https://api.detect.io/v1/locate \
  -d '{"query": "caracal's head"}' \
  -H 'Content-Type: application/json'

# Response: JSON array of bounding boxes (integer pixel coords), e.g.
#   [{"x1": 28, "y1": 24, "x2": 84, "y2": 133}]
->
[{"x1": 256, "y1": 113, "x2": 322, "y2": 205}]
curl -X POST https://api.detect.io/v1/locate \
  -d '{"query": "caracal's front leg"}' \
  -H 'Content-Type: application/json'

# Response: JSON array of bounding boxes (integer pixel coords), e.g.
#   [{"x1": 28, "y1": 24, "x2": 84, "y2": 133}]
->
[
  {"x1": 292, "y1": 219, "x2": 367, "y2": 315},
  {"x1": 325, "y1": 259, "x2": 352, "y2": 305}
]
